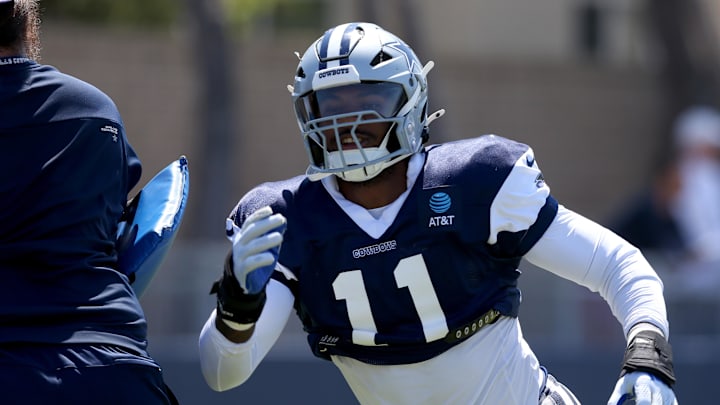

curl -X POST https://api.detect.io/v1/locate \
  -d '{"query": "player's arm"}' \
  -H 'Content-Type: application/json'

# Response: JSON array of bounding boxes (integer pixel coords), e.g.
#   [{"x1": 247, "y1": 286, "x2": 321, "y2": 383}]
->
[
  {"x1": 198, "y1": 206, "x2": 292, "y2": 391},
  {"x1": 524, "y1": 205, "x2": 669, "y2": 339},
  {"x1": 485, "y1": 145, "x2": 667, "y2": 338},
  {"x1": 486, "y1": 144, "x2": 675, "y2": 403},
  {"x1": 524, "y1": 205, "x2": 677, "y2": 404},
  {"x1": 199, "y1": 279, "x2": 294, "y2": 391}
]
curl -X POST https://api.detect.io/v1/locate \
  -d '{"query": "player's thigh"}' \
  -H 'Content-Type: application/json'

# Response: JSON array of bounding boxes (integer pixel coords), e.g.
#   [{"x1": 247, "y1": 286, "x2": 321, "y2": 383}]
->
[
  {"x1": 539, "y1": 374, "x2": 581, "y2": 405},
  {"x1": 0, "y1": 362, "x2": 175, "y2": 405},
  {"x1": 57, "y1": 362, "x2": 177, "y2": 405},
  {"x1": 0, "y1": 361, "x2": 58, "y2": 402},
  {"x1": 0, "y1": 344, "x2": 177, "y2": 405}
]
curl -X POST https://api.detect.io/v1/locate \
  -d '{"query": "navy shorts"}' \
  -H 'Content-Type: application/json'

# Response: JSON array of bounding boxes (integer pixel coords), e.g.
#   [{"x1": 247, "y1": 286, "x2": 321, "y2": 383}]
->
[{"x1": 0, "y1": 343, "x2": 178, "y2": 405}]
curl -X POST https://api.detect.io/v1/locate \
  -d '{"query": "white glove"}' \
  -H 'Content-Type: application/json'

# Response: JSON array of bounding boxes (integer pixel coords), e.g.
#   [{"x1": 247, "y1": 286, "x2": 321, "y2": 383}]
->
[
  {"x1": 607, "y1": 371, "x2": 678, "y2": 405},
  {"x1": 226, "y1": 206, "x2": 286, "y2": 295}
]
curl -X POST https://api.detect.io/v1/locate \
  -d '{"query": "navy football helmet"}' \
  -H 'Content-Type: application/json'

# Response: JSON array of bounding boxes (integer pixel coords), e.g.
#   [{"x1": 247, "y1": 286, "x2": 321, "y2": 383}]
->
[{"x1": 290, "y1": 22, "x2": 444, "y2": 182}]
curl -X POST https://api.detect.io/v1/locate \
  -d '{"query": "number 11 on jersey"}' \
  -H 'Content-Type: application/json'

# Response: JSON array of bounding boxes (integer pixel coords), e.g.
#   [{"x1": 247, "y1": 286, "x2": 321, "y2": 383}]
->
[{"x1": 332, "y1": 254, "x2": 450, "y2": 346}]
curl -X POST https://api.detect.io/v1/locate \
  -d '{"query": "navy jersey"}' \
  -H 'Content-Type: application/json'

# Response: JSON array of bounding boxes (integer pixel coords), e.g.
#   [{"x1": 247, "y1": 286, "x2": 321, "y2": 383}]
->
[
  {"x1": 0, "y1": 58, "x2": 148, "y2": 353},
  {"x1": 232, "y1": 135, "x2": 558, "y2": 365}
]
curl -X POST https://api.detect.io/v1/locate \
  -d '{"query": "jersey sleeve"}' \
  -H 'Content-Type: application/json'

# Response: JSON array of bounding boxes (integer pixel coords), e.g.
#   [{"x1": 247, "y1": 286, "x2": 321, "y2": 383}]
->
[
  {"x1": 227, "y1": 176, "x2": 308, "y2": 295},
  {"x1": 487, "y1": 147, "x2": 557, "y2": 255}
]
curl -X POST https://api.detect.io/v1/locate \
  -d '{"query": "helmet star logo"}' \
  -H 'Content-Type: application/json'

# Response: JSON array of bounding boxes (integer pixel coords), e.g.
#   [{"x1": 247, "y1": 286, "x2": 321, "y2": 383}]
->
[{"x1": 385, "y1": 41, "x2": 419, "y2": 73}]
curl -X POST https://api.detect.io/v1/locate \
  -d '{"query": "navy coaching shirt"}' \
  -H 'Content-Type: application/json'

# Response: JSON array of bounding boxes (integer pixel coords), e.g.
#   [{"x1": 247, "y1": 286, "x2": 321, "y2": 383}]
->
[{"x1": 0, "y1": 57, "x2": 148, "y2": 353}]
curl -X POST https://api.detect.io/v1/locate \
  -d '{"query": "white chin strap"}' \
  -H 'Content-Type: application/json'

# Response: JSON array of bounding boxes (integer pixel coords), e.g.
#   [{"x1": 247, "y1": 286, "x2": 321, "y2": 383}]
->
[
  {"x1": 328, "y1": 132, "x2": 394, "y2": 182},
  {"x1": 329, "y1": 149, "x2": 389, "y2": 182},
  {"x1": 305, "y1": 133, "x2": 400, "y2": 182}
]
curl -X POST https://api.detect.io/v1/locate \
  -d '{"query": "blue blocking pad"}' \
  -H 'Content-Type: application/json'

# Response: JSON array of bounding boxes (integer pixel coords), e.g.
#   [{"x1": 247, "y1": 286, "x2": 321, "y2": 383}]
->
[{"x1": 116, "y1": 156, "x2": 189, "y2": 296}]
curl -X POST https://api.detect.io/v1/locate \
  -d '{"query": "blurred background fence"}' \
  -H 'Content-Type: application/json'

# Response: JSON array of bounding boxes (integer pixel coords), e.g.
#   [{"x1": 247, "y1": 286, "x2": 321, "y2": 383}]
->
[{"x1": 35, "y1": 0, "x2": 720, "y2": 402}]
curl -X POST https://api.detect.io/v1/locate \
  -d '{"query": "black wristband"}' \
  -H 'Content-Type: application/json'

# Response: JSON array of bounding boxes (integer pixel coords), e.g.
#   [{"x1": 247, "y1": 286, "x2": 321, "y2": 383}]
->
[
  {"x1": 209, "y1": 253, "x2": 266, "y2": 324},
  {"x1": 620, "y1": 329, "x2": 676, "y2": 388}
]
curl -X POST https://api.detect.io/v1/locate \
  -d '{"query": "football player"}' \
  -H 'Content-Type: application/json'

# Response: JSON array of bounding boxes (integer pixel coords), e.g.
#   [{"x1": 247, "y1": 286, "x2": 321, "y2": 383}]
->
[{"x1": 199, "y1": 22, "x2": 677, "y2": 405}]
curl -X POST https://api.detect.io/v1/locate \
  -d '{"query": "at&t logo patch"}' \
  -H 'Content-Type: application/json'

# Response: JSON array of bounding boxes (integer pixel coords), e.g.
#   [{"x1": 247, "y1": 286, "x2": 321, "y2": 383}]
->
[
  {"x1": 429, "y1": 192, "x2": 451, "y2": 213},
  {"x1": 426, "y1": 191, "x2": 456, "y2": 228}
]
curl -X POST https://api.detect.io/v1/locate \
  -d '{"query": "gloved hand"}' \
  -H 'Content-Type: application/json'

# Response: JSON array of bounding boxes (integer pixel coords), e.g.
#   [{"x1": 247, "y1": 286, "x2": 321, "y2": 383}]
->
[
  {"x1": 608, "y1": 327, "x2": 677, "y2": 405},
  {"x1": 608, "y1": 371, "x2": 678, "y2": 405},
  {"x1": 225, "y1": 206, "x2": 286, "y2": 295}
]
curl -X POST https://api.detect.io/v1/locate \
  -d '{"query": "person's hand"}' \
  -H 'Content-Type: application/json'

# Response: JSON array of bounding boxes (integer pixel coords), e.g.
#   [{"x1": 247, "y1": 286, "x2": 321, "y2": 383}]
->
[
  {"x1": 608, "y1": 371, "x2": 678, "y2": 405},
  {"x1": 226, "y1": 206, "x2": 286, "y2": 295}
]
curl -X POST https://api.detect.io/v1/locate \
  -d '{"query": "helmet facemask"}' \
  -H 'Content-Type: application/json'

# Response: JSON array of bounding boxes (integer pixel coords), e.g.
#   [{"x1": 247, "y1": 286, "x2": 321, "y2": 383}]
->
[
  {"x1": 290, "y1": 22, "x2": 443, "y2": 182},
  {"x1": 296, "y1": 81, "x2": 420, "y2": 182}
]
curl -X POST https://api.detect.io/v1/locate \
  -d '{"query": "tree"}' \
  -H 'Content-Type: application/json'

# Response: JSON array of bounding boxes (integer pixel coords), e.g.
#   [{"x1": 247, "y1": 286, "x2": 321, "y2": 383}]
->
[{"x1": 181, "y1": 0, "x2": 280, "y2": 238}]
